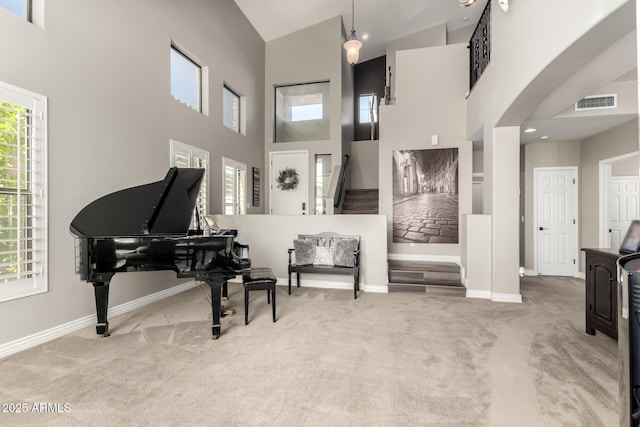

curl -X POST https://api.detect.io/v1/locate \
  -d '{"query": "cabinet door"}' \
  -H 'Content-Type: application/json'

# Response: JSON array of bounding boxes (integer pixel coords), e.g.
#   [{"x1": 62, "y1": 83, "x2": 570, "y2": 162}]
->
[{"x1": 591, "y1": 258, "x2": 616, "y2": 330}]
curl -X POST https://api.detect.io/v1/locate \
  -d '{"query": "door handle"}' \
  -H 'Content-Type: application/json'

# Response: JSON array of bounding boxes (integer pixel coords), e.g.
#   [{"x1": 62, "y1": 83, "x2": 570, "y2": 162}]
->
[{"x1": 538, "y1": 227, "x2": 547, "y2": 231}]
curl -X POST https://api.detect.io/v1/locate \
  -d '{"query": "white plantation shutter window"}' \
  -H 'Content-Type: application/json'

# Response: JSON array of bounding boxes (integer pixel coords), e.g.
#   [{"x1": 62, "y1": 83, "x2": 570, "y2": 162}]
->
[
  {"x1": 170, "y1": 140, "x2": 209, "y2": 227},
  {"x1": 222, "y1": 157, "x2": 246, "y2": 215},
  {"x1": 223, "y1": 86, "x2": 240, "y2": 133},
  {"x1": 0, "y1": 81, "x2": 47, "y2": 302}
]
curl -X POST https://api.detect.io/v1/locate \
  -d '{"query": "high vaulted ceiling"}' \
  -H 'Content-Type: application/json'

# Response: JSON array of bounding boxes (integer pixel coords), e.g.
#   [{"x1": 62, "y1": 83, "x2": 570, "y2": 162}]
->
[{"x1": 233, "y1": 0, "x2": 484, "y2": 62}]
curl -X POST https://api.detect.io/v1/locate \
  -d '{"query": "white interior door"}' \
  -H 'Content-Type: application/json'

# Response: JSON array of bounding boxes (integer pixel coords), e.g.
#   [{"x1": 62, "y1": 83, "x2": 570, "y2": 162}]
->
[
  {"x1": 609, "y1": 177, "x2": 639, "y2": 249},
  {"x1": 270, "y1": 150, "x2": 309, "y2": 214},
  {"x1": 535, "y1": 168, "x2": 578, "y2": 276}
]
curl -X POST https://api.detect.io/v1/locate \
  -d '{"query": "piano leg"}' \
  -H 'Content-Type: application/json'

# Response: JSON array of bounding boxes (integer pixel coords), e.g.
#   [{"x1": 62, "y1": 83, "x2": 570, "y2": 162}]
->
[
  {"x1": 93, "y1": 280, "x2": 111, "y2": 337},
  {"x1": 206, "y1": 280, "x2": 223, "y2": 339}
]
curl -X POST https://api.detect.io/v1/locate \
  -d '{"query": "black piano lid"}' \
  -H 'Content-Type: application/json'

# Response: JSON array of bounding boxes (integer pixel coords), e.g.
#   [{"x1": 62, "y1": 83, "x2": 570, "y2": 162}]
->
[{"x1": 70, "y1": 167, "x2": 204, "y2": 238}]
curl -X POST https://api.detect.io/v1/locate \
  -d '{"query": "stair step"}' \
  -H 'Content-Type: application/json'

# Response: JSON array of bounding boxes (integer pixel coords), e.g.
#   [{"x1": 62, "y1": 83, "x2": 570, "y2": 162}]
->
[
  {"x1": 388, "y1": 272, "x2": 461, "y2": 286},
  {"x1": 387, "y1": 260, "x2": 459, "y2": 272},
  {"x1": 345, "y1": 189, "x2": 379, "y2": 195},
  {"x1": 388, "y1": 283, "x2": 466, "y2": 297},
  {"x1": 387, "y1": 260, "x2": 463, "y2": 291}
]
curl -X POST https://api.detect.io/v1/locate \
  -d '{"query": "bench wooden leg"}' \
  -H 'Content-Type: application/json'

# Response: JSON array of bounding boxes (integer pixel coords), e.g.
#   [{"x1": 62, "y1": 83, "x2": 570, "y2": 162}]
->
[
  {"x1": 297, "y1": 272, "x2": 301, "y2": 288},
  {"x1": 272, "y1": 287, "x2": 277, "y2": 322},
  {"x1": 244, "y1": 287, "x2": 249, "y2": 325}
]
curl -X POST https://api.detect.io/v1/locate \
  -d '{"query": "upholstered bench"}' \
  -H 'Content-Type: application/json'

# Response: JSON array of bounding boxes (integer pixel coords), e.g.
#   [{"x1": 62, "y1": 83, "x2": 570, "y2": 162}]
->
[
  {"x1": 242, "y1": 267, "x2": 277, "y2": 325},
  {"x1": 287, "y1": 232, "x2": 360, "y2": 299}
]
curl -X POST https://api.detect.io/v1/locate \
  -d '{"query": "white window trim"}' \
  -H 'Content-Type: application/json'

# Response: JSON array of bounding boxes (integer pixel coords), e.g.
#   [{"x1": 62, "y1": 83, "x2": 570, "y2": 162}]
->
[
  {"x1": 170, "y1": 42, "x2": 209, "y2": 116},
  {"x1": 359, "y1": 93, "x2": 378, "y2": 124},
  {"x1": 223, "y1": 85, "x2": 242, "y2": 134},
  {"x1": 0, "y1": 81, "x2": 48, "y2": 303},
  {"x1": 170, "y1": 139, "x2": 209, "y2": 222},
  {"x1": 222, "y1": 157, "x2": 247, "y2": 215}
]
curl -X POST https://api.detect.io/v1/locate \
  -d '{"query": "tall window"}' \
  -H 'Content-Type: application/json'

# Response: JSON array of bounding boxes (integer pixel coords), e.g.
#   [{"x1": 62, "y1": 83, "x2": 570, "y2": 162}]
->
[
  {"x1": 170, "y1": 45, "x2": 202, "y2": 112},
  {"x1": 0, "y1": 81, "x2": 47, "y2": 302},
  {"x1": 0, "y1": 0, "x2": 31, "y2": 20},
  {"x1": 315, "y1": 154, "x2": 331, "y2": 215},
  {"x1": 223, "y1": 85, "x2": 240, "y2": 133},
  {"x1": 358, "y1": 94, "x2": 378, "y2": 124},
  {"x1": 170, "y1": 140, "x2": 209, "y2": 226},
  {"x1": 223, "y1": 157, "x2": 246, "y2": 215},
  {"x1": 275, "y1": 81, "x2": 330, "y2": 143}
]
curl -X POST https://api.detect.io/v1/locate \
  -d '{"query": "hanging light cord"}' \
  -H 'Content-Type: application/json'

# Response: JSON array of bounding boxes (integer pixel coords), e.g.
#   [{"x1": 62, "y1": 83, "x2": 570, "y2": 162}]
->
[
  {"x1": 351, "y1": 0, "x2": 356, "y2": 34},
  {"x1": 352, "y1": 0, "x2": 355, "y2": 31}
]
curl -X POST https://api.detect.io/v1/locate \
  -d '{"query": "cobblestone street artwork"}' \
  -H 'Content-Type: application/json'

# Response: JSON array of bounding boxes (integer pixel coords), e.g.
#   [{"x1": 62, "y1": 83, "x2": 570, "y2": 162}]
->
[{"x1": 393, "y1": 148, "x2": 459, "y2": 243}]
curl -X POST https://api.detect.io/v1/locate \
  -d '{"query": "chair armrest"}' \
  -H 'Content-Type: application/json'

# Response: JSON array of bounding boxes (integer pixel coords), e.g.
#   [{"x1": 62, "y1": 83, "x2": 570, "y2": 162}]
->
[
  {"x1": 353, "y1": 248, "x2": 360, "y2": 267},
  {"x1": 288, "y1": 248, "x2": 294, "y2": 265}
]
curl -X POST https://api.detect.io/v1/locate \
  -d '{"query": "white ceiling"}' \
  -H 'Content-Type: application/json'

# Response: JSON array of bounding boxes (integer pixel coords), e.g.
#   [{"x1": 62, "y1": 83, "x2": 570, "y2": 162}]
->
[{"x1": 234, "y1": 0, "x2": 484, "y2": 62}]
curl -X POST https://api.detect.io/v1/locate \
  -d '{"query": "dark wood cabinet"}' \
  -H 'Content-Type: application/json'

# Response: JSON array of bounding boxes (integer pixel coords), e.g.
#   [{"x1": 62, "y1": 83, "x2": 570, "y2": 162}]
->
[{"x1": 582, "y1": 248, "x2": 620, "y2": 340}]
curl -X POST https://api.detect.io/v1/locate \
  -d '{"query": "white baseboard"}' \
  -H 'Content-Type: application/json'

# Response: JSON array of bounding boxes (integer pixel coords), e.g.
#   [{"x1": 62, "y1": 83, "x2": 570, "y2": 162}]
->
[
  {"x1": 465, "y1": 290, "x2": 522, "y2": 303},
  {"x1": 491, "y1": 293, "x2": 523, "y2": 303},
  {"x1": 574, "y1": 272, "x2": 586, "y2": 280},
  {"x1": 466, "y1": 289, "x2": 491, "y2": 299},
  {"x1": 275, "y1": 277, "x2": 388, "y2": 293},
  {"x1": 0, "y1": 281, "x2": 200, "y2": 360},
  {"x1": 525, "y1": 269, "x2": 537, "y2": 277},
  {"x1": 362, "y1": 284, "x2": 389, "y2": 293},
  {"x1": 276, "y1": 277, "x2": 352, "y2": 291},
  {"x1": 388, "y1": 253, "x2": 461, "y2": 266}
]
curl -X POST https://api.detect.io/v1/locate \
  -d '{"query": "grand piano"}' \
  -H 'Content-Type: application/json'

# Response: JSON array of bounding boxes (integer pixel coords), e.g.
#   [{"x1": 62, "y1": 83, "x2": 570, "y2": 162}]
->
[{"x1": 70, "y1": 167, "x2": 250, "y2": 339}]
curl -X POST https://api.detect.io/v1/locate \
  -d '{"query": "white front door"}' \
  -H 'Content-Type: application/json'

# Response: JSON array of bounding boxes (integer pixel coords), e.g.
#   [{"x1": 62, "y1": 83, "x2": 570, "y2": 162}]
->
[
  {"x1": 535, "y1": 167, "x2": 578, "y2": 276},
  {"x1": 609, "y1": 177, "x2": 639, "y2": 249},
  {"x1": 270, "y1": 150, "x2": 309, "y2": 214}
]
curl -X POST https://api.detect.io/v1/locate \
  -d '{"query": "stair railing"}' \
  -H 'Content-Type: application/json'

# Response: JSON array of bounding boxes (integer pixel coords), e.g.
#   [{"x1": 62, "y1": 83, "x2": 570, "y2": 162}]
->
[{"x1": 333, "y1": 154, "x2": 350, "y2": 209}]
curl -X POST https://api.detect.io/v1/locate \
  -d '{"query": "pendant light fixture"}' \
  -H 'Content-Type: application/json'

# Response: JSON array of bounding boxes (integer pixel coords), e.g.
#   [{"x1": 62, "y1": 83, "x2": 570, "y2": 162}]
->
[{"x1": 344, "y1": 0, "x2": 362, "y2": 65}]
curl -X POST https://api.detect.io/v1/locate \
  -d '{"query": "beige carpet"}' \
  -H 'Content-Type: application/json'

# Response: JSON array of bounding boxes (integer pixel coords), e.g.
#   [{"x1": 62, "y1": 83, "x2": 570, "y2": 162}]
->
[{"x1": 0, "y1": 276, "x2": 617, "y2": 426}]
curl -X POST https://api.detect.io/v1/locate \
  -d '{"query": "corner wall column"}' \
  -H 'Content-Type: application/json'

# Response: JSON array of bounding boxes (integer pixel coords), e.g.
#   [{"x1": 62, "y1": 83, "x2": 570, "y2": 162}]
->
[{"x1": 486, "y1": 126, "x2": 522, "y2": 302}]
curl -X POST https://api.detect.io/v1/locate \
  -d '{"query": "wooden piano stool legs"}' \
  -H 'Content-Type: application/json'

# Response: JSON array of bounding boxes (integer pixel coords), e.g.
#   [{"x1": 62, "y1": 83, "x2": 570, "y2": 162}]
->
[{"x1": 243, "y1": 268, "x2": 277, "y2": 325}]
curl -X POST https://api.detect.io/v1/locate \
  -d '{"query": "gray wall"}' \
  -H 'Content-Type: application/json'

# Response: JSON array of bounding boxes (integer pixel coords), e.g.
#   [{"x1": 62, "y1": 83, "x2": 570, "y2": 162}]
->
[
  {"x1": 0, "y1": 0, "x2": 265, "y2": 345},
  {"x1": 612, "y1": 156, "x2": 639, "y2": 176},
  {"x1": 265, "y1": 17, "x2": 348, "y2": 214},
  {"x1": 522, "y1": 140, "x2": 581, "y2": 270},
  {"x1": 472, "y1": 150, "x2": 484, "y2": 174},
  {"x1": 580, "y1": 119, "x2": 639, "y2": 263},
  {"x1": 351, "y1": 140, "x2": 379, "y2": 189},
  {"x1": 380, "y1": 44, "x2": 471, "y2": 257},
  {"x1": 386, "y1": 24, "x2": 447, "y2": 99}
]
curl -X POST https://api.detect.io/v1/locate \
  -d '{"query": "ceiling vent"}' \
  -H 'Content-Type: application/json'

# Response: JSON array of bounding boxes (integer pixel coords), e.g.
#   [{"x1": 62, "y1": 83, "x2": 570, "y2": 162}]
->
[{"x1": 575, "y1": 94, "x2": 617, "y2": 111}]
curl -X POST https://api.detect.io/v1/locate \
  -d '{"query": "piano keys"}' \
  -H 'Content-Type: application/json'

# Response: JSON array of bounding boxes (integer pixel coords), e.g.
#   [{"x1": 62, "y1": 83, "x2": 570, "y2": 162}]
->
[{"x1": 70, "y1": 167, "x2": 250, "y2": 339}]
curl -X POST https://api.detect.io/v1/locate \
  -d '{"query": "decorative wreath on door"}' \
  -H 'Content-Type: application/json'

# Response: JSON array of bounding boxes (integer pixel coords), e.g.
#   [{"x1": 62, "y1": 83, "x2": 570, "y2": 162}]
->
[{"x1": 276, "y1": 167, "x2": 300, "y2": 191}]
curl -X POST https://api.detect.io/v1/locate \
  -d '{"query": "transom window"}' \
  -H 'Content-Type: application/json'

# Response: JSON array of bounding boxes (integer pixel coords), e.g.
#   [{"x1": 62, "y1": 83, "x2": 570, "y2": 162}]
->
[
  {"x1": 359, "y1": 94, "x2": 378, "y2": 124},
  {"x1": 0, "y1": 0, "x2": 31, "y2": 21},
  {"x1": 275, "y1": 81, "x2": 330, "y2": 143},
  {"x1": 0, "y1": 81, "x2": 47, "y2": 302},
  {"x1": 223, "y1": 85, "x2": 240, "y2": 133},
  {"x1": 170, "y1": 45, "x2": 202, "y2": 112},
  {"x1": 290, "y1": 93, "x2": 323, "y2": 122}
]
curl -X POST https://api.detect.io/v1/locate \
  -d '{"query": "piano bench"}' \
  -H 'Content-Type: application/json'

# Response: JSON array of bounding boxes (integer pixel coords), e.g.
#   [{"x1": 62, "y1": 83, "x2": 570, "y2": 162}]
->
[{"x1": 243, "y1": 267, "x2": 277, "y2": 325}]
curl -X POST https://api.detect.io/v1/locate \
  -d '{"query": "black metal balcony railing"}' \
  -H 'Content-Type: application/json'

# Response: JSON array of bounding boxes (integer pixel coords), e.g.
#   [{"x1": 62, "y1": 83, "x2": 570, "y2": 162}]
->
[{"x1": 469, "y1": 1, "x2": 491, "y2": 90}]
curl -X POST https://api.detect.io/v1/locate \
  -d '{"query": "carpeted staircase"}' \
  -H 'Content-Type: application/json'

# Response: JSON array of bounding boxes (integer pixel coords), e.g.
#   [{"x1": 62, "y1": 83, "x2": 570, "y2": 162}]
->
[
  {"x1": 387, "y1": 260, "x2": 465, "y2": 296},
  {"x1": 342, "y1": 189, "x2": 379, "y2": 214}
]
